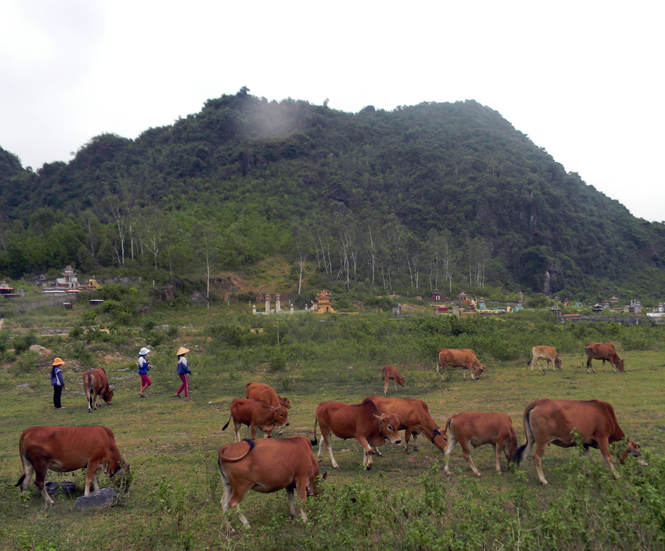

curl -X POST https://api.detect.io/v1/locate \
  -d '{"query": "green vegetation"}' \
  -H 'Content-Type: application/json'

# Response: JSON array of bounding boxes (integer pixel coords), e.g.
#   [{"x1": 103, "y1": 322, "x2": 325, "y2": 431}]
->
[
  {"x1": 1, "y1": 91, "x2": 664, "y2": 299},
  {"x1": 0, "y1": 300, "x2": 664, "y2": 550}
]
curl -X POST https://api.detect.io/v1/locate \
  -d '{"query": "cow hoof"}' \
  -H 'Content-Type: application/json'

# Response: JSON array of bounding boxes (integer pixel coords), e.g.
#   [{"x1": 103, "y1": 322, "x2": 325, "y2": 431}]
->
[{"x1": 541, "y1": 481, "x2": 549, "y2": 486}]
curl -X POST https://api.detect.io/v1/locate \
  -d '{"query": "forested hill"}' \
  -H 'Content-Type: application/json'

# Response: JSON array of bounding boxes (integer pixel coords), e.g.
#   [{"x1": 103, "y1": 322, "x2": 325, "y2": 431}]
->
[{"x1": 1, "y1": 90, "x2": 664, "y2": 297}]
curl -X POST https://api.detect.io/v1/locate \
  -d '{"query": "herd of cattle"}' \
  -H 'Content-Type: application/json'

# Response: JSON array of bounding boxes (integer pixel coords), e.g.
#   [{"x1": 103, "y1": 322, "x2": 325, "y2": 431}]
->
[{"x1": 13, "y1": 342, "x2": 643, "y2": 527}]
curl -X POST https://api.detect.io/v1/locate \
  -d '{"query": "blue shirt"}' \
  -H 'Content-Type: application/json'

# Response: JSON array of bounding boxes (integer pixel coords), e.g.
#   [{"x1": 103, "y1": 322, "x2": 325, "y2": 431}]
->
[
  {"x1": 50, "y1": 366, "x2": 64, "y2": 387},
  {"x1": 138, "y1": 356, "x2": 150, "y2": 374},
  {"x1": 177, "y1": 356, "x2": 191, "y2": 375}
]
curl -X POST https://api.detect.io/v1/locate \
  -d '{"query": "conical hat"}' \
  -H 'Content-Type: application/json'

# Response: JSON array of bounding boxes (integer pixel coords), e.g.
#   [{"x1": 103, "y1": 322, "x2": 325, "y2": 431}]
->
[{"x1": 177, "y1": 347, "x2": 190, "y2": 356}]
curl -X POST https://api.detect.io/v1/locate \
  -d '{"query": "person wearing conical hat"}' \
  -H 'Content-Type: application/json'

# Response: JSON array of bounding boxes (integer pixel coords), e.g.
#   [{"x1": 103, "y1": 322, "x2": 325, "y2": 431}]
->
[
  {"x1": 50, "y1": 358, "x2": 66, "y2": 409},
  {"x1": 138, "y1": 347, "x2": 151, "y2": 398},
  {"x1": 173, "y1": 347, "x2": 191, "y2": 399}
]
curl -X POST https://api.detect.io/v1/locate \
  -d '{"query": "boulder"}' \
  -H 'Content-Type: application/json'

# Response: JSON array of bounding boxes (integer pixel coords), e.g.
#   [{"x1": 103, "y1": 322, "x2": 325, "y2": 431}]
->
[{"x1": 75, "y1": 487, "x2": 116, "y2": 510}]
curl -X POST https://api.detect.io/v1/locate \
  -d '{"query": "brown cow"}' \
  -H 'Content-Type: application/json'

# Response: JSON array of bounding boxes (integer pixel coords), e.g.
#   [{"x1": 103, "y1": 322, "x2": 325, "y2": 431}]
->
[
  {"x1": 584, "y1": 342, "x2": 625, "y2": 373},
  {"x1": 444, "y1": 412, "x2": 518, "y2": 477},
  {"x1": 218, "y1": 436, "x2": 324, "y2": 528},
  {"x1": 528, "y1": 346, "x2": 562, "y2": 373},
  {"x1": 313, "y1": 399, "x2": 401, "y2": 470},
  {"x1": 366, "y1": 396, "x2": 447, "y2": 454},
  {"x1": 14, "y1": 425, "x2": 128, "y2": 505},
  {"x1": 381, "y1": 365, "x2": 405, "y2": 395},
  {"x1": 83, "y1": 368, "x2": 114, "y2": 413},
  {"x1": 222, "y1": 399, "x2": 289, "y2": 441},
  {"x1": 245, "y1": 382, "x2": 291, "y2": 408},
  {"x1": 436, "y1": 348, "x2": 485, "y2": 380},
  {"x1": 514, "y1": 399, "x2": 641, "y2": 485}
]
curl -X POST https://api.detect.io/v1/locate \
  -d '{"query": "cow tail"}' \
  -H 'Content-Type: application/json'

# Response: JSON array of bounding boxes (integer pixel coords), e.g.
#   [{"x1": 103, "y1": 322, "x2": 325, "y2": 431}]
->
[
  {"x1": 219, "y1": 439, "x2": 256, "y2": 463},
  {"x1": 222, "y1": 413, "x2": 232, "y2": 432},
  {"x1": 514, "y1": 406, "x2": 535, "y2": 464},
  {"x1": 311, "y1": 418, "x2": 319, "y2": 446},
  {"x1": 14, "y1": 434, "x2": 27, "y2": 487}
]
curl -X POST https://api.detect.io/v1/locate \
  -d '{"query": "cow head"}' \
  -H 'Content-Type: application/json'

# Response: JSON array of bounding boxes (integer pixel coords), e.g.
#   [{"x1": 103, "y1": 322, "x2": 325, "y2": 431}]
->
[
  {"x1": 615, "y1": 358, "x2": 625, "y2": 372},
  {"x1": 396, "y1": 374, "x2": 405, "y2": 387},
  {"x1": 475, "y1": 364, "x2": 485, "y2": 378},
  {"x1": 308, "y1": 471, "x2": 327, "y2": 497},
  {"x1": 110, "y1": 459, "x2": 130, "y2": 478},
  {"x1": 279, "y1": 396, "x2": 291, "y2": 409},
  {"x1": 102, "y1": 387, "x2": 114, "y2": 405},
  {"x1": 431, "y1": 427, "x2": 448, "y2": 452},
  {"x1": 626, "y1": 441, "x2": 641, "y2": 457},
  {"x1": 554, "y1": 357, "x2": 563, "y2": 370},
  {"x1": 375, "y1": 413, "x2": 401, "y2": 444},
  {"x1": 271, "y1": 405, "x2": 290, "y2": 426}
]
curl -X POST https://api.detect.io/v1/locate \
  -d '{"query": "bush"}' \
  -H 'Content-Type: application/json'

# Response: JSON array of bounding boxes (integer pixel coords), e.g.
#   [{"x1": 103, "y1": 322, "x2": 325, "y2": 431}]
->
[{"x1": 12, "y1": 332, "x2": 38, "y2": 355}]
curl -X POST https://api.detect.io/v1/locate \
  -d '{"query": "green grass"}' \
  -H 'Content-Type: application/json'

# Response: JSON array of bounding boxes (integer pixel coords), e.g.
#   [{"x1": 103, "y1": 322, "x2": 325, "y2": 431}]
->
[{"x1": 1, "y1": 310, "x2": 664, "y2": 550}]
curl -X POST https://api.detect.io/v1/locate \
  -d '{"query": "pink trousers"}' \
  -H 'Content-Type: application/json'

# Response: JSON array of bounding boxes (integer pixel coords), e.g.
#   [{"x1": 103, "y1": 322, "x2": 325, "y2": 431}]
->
[{"x1": 176, "y1": 374, "x2": 189, "y2": 398}]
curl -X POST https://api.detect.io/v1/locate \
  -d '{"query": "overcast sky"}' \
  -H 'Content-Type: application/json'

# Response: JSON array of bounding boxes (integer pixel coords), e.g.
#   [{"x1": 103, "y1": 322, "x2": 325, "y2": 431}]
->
[{"x1": 1, "y1": 0, "x2": 663, "y2": 221}]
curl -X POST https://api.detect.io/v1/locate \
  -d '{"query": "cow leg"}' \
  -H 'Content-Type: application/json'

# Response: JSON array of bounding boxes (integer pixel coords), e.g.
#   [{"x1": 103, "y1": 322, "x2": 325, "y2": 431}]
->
[
  {"x1": 358, "y1": 437, "x2": 373, "y2": 470},
  {"x1": 462, "y1": 369, "x2": 467, "y2": 380},
  {"x1": 586, "y1": 359, "x2": 596, "y2": 374},
  {"x1": 19, "y1": 460, "x2": 35, "y2": 492},
  {"x1": 85, "y1": 461, "x2": 101, "y2": 495},
  {"x1": 92, "y1": 471, "x2": 100, "y2": 492},
  {"x1": 403, "y1": 428, "x2": 412, "y2": 453},
  {"x1": 493, "y1": 443, "x2": 502, "y2": 473},
  {"x1": 220, "y1": 481, "x2": 251, "y2": 528},
  {"x1": 444, "y1": 434, "x2": 457, "y2": 476},
  {"x1": 537, "y1": 359, "x2": 544, "y2": 373},
  {"x1": 532, "y1": 443, "x2": 549, "y2": 485},
  {"x1": 234, "y1": 421, "x2": 242, "y2": 443},
  {"x1": 87, "y1": 387, "x2": 93, "y2": 413},
  {"x1": 294, "y1": 476, "x2": 310, "y2": 523},
  {"x1": 460, "y1": 440, "x2": 481, "y2": 477},
  {"x1": 372, "y1": 446, "x2": 383, "y2": 457},
  {"x1": 597, "y1": 438, "x2": 620, "y2": 479},
  {"x1": 383, "y1": 379, "x2": 389, "y2": 395},
  {"x1": 411, "y1": 431, "x2": 419, "y2": 452},
  {"x1": 320, "y1": 430, "x2": 339, "y2": 469},
  {"x1": 34, "y1": 465, "x2": 55, "y2": 506},
  {"x1": 470, "y1": 368, "x2": 476, "y2": 380}
]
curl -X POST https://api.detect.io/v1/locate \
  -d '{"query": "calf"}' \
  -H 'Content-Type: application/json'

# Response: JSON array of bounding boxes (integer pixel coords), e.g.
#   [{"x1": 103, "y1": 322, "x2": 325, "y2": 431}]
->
[
  {"x1": 584, "y1": 342, "x2": 625, "y2": 373},
  {"x1": 245, "y1": 381, "x2": 291, "y2": 409},
  {"x1": 222, "y1": 399, "x2": 289, "y2": 441},
  {"x1": 381, "y1": 365, "x2": 405, "y2": 395},
  {"x1": 514, "y1": 399, "x2": 641, "y2": 485},
  {"x1": 313, "y1": 399, "x2": 401, "y2": 470},
  {"x1": 218, "y1": 436, "x2": 324, "y2": 528},
  {"x1": 14, "y1": 425, "x2": 128, "y2": 505},
  {"x1": 367, "y1": 396, "x2": 447, "y2": 454},
  {"x1": 436, "y1": 348, "x2": 485, "y2": 380},
  {"x1": 444, "y1": 412, "x2": 518, "y2": 477},
  {"x1": 528, "y1": 346, "x2": 562, "y2": 373},
  {"x1": 83, "y1": 368, "x2": 114, "y2": 412}
]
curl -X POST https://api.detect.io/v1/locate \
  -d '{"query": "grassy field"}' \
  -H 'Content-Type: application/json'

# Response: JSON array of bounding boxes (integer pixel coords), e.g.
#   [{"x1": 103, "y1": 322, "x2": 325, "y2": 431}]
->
[{"x1": 0, "y1": 306, "x2": 664, "y2": 550}]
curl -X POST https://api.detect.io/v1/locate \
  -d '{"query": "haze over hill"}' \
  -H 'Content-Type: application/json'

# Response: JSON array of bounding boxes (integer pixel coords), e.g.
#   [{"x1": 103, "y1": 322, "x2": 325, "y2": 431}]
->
[{"x1": 1, "y1": 90, "x2": 664, "y2": 299}]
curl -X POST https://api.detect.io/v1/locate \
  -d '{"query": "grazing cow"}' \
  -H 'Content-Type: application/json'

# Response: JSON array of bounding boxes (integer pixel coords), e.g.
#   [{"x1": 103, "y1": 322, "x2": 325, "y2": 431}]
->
[
  {"x1": 584, "y1": 342, "x2": 625, "y2": 373},
  {"x1": 218, "y1": 436, "x2": 324, "y2": 528},
  {"x1": 528, "y1": 346, "x2": 562, "y2": 373},
  {"x1": 83, "y1": 368, "x2": 114, "y2": 413},
  {"x1": 313, "y1": 399, "x2": 401, "y2": 470},
  {"x1": 366, "y1": 396, "x2": 447, "y2": 454},
  {"x1": 443, "y1": 412, "x2": 518, "y2": 477},
  {"x1": 14, "y1": 425, "x2": 128, "y2": 506},
  {"x1": 514, "y1": 399, "x2": 641, "y2": 485},
  {"x1": 436, "y1": 348, "x2": 485, "y2": 380},
  {"x1": 245, "y1": 382, "x2": 291, "y2": 408},
  {"x1": 381, "y1": 365, "x2": 405, "y2": 395},
  {"x1": 222, "y1": 399, "x2": 289, "y2": 441}
]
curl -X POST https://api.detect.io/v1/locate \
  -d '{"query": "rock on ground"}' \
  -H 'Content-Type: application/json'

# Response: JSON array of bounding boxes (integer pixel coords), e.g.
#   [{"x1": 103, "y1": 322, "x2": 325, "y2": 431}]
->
[{"x1": 75, "y1": 487, "x2": 116, "y2": 510}]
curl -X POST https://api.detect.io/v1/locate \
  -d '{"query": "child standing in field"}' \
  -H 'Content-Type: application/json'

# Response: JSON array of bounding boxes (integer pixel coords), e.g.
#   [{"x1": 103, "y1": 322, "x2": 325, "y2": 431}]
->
[
  {"x1": 138, "y1": 347, "x2": 151, "y2": 398},
  {"x1": 174, "y1": 347, "x2": 191, "y2": 399},
  {"x1": 50, "y1": 357, "x2": 66, "y2": 409}
]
